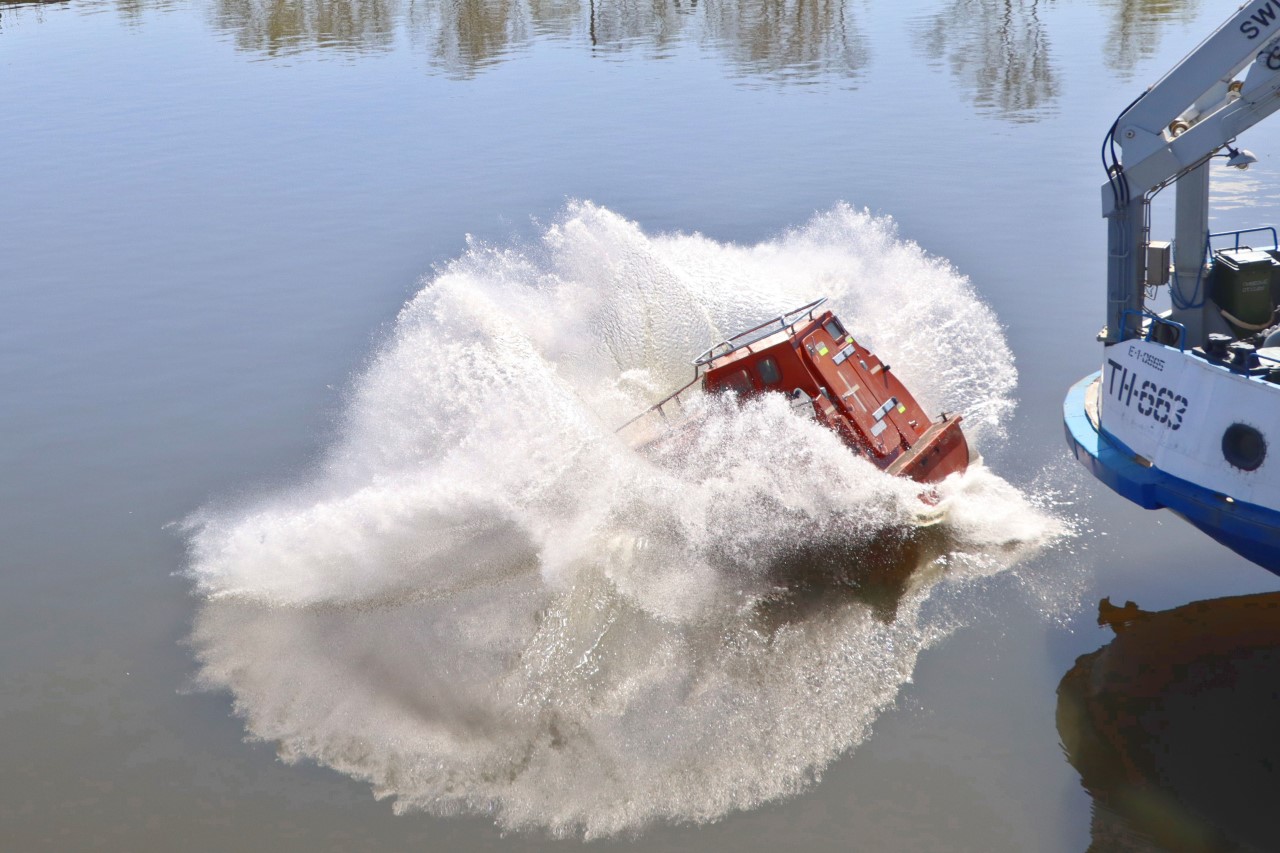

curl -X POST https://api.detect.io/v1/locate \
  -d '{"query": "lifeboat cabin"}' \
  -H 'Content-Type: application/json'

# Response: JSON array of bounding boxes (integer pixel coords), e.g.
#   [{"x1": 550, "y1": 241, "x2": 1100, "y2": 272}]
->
[{"x1": 621, "y1": 298, "x2": 971, "y2": 485}]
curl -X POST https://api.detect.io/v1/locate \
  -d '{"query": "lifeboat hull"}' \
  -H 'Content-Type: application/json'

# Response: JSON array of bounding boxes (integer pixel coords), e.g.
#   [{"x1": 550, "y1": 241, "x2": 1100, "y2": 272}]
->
[
  {"x1": 886, "y1": 415, "x2": 970, "y2": 485},
  {"x1": 620, "y1": 298, "x2": 972, "y2": 489}
]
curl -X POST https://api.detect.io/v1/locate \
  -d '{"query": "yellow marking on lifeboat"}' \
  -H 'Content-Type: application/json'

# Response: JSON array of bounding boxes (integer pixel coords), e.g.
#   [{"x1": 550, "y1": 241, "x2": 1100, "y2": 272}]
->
[
  {"x1": 817, "y1": 342, "x2": 829, "y2": 356},
  {"x1": 897, "y1": 403, "x2": 906, "y2": 414}
]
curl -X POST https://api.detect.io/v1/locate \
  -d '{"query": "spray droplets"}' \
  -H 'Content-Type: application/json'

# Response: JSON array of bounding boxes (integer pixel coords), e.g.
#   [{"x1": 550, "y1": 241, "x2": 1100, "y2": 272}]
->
[{"x1": 185, "y1": 202, "x2": 1058, "y2": 837}]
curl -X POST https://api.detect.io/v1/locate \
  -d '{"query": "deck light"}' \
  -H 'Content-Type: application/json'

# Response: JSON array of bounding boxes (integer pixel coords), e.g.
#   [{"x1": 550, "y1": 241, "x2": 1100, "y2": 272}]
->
[{"x1": 1226, "y1": 145, "x2": 1258, "y2": 169}]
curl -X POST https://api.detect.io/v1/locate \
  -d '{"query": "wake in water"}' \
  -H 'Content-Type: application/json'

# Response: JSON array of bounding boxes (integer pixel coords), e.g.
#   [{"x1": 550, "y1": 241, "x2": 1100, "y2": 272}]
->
[{"x1": 184, "y1": 202, "x2": 1065, "y2": 837}]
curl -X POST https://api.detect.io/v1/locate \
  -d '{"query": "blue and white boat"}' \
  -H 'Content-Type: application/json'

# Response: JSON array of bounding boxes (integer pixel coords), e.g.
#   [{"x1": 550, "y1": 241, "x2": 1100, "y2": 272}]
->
[{"x1": 1064, "y1": 3, "x2": 1280, "y2": 574}]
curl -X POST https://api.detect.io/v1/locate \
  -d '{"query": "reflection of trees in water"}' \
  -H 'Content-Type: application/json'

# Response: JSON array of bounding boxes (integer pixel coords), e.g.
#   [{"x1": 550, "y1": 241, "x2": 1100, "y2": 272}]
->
[
  {"x1": 527, "y1": 0, "x2": 581, "y2": 38},
  {"x1": 414, "y1": 0, "x2": 866, "y2": 80},
  {"x1": 213, "y1": 0, "x2": 398, "y2": 55},
  {"x1": 184, "y1": 0, "x2": 1209, "y2": 94},
  {"x1": 404, "y1": 0, "x2": 689, "y2": 78},
  {"x1": 210, "y1": 0, "x2": 864, "y2": 82},
  {"x1": 6, "y1": 0, "x2": 190, "y2": 28},
  {"x1": 0, "y1": 0, "x2": 63, "y2": 33},
  {"x1": 1096, "y1": 0, "x2": 1202, "y2": 75},
  {"x1": 921, "y1": 0, "x2": 1206, "y2": 122},
  {"x1": 110, "y1": 0, "x2": 182, "y2": 22},
  {"x1": 701, "y1": 0, "x2": 866, "y2": 82},
  {"x1": 920, "y1": 0, "x2": 1058, "y2": 123},
  {"x1": 588, "y1": 0, "x2": 697, "y2": 53},
  {"x1": 407, "y1": 0, "x2": 530, "y2": 77}
]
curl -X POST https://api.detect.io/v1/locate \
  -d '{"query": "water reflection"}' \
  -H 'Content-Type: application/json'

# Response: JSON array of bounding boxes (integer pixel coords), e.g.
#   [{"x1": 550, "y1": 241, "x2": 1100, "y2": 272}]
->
[
  {"x1": 213, "y1": 0, "x2": 397, "y2": 55},
  {"x1": 13, "y1": 0, "x2": 1215, "y2": 98},
  {"x1": 699, "y1": 0, "x2": 866, "y2": 83},
  {"x1": 0, "y1": 0, "x2": 68, "y2": 31},
  {"x1": 754, "y1": 523, "x2": 955, "y2": 628},
  {"x1": 913, "y1": 0, "x2": 1208, "y2": 122},
  {"x1": 916, "y1": 0, "x2": 1058, "y2": 123},
  {"x1": 407, "y1": 0, "x2": 537, "y2": 76},
  {"x1": 1096, "y1": 0, "x2": 1203, "y2": 76},
  {"x1": 209, "y1": 0, "x2": 867, "y2": 81},
  {"x1": 411, "y1": 0, "x2": 869, "y2": 81},
  {"x1": 586, "y1": 0, "x2": 691, "y2": 52},
  {"x1": 403, "y1": 0, "x2": 697, "y2": 78},
  {"x1": 1057, "y1": 594, "x2": 1280, "y2": 852}
]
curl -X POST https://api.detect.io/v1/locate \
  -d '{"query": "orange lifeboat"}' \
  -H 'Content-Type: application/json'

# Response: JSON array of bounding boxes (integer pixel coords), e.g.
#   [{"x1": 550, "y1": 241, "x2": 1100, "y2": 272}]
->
[{"x1": 618, "y1": 298, "x2": 971, "y2": 485}]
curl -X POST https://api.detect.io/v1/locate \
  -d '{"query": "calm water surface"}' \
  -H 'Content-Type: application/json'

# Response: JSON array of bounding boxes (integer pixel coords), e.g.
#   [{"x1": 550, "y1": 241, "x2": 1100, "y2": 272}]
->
[{"x1": 5, "y1": 0, "x2": 1280, "y2": 850}]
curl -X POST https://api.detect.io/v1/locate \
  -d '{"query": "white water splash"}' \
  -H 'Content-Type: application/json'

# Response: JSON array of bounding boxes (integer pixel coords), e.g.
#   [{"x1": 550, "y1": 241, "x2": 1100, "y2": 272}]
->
[{"x1": 185, "y1": 201, "x2": 1062, "y2": 837}]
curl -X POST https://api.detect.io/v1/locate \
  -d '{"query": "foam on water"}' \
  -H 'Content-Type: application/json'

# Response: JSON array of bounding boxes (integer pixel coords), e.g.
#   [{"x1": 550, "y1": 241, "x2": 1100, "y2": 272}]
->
[{"x1": 185, "y1": 201, "x2": 1065, "y2": 837}]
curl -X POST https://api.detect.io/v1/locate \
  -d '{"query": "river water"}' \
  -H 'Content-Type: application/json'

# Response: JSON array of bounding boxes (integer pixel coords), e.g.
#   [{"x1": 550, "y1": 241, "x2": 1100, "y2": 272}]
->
[{"x1": 5, "y1": 0, "x2": 1280, "y2": 850}]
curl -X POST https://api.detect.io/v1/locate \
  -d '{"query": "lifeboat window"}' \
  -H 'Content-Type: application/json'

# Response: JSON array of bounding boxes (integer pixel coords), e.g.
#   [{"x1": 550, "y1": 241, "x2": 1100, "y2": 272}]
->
[
  {"x1": 757, "y1": 357, "x2": 781, "y2": 385},
  {"x1": 723, "y1": 369, "x2": 753, "y2": 396},
  {"x1": 824, "y1": 319, "x2": 847, "y2": 342}
]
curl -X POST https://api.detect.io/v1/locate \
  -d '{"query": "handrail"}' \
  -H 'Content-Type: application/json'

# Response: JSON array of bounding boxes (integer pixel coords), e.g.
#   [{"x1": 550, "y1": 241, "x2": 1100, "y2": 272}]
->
[
  {"x1": 1208, "y1": 226, "x2": 1279, "y2": 254},
  {"x1": 613, "y1": 374, "x2": 701, "y2": 433},
  {"x1": 692, "y1": 298, "x2": 828, "y2": 366},
  {"x1": 1256, "y1": 348, "x2": 1280, "y2": 366},
  {"x1": 1122, "y1": 309, "x2": 1187, "y2": 351},
  {"x1": 616, "y1": 297, "x2": 831, "y2": 435}
]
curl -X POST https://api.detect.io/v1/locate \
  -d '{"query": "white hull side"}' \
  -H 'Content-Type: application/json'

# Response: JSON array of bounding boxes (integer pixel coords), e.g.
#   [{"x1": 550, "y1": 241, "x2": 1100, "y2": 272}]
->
[{"x1": 1098, "y1": 340, "x2": 1280, "y2": 512}]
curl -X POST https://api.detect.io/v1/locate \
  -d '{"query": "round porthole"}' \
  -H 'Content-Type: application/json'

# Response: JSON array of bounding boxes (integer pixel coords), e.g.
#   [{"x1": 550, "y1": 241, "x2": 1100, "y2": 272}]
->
[{"x1": 1222, "y1": 423, "x2": 1267, "y2": 471}]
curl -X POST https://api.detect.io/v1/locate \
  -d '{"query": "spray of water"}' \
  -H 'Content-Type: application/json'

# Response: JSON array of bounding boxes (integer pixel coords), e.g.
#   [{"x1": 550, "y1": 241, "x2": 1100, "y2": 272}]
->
[{"x1": 185, "y1": 201, "x2": 1063, "y2": 837}]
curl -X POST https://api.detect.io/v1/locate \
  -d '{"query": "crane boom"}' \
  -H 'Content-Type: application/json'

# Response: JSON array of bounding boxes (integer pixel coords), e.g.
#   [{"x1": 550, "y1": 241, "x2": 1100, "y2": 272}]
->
[{"x1": 1104, "y1": 2, "x2": 1280, "y2": 342}]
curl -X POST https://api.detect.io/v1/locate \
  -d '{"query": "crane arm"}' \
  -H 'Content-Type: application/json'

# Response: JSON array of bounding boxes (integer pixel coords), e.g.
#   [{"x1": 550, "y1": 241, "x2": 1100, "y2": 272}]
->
[
  {"x1": 1103, "y1": 2, "x2": 1280, "y2": 344},
  {"x1": 1105, "y1": 2, "x2": 1280, "y2": 213}
]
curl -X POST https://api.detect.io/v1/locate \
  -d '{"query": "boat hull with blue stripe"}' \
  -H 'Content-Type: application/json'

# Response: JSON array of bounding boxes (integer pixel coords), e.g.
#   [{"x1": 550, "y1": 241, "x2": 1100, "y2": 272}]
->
[
  {"x1": 1063, "y1": 6, "x2": 1280, "y2": 576},
  {"x1": 1065, "y1": 364, "x2": 1280, "y2": 574}
]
